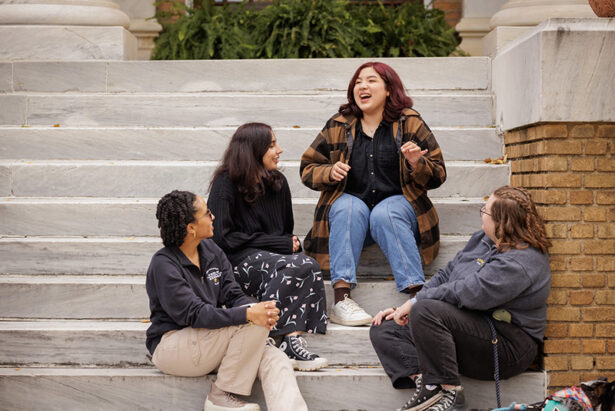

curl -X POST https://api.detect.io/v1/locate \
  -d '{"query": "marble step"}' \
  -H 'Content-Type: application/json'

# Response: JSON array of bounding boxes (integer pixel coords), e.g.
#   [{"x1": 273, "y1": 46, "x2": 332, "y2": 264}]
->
[
  {"x1": 0, "y1": 197, "x2": 484, "y2": 237},
  {"x1": 0, "y1": 321, "x2": 384, "y2": 367},
  {"x1": 0, "y1": 367, "x2": 547, "y2": 411},
  {"x1": 0, "y1": 160, "x2": 509, "y2": 199},
  {"x1": 3, "y1": 58, "x2": 490, "y2": 93},
  {"x1": 0, "y1": 277, "x2": 409, "y2": 320},
  {"x1": 0, "y1": 92, "x2": 493, "y2": 128},
  {"x1": 0, "y1": 126, "x2": 503, "y2": 162},
  {"x1": 0, "y1": 235, "x2": 469, "y2": 276}
]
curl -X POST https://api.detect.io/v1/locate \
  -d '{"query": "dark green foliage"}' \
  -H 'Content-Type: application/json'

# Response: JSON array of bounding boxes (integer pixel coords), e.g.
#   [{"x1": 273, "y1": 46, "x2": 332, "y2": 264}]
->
[
  {"x1": 351, "y1": 1, "x2": 459, "y2": 57},
  {"x1": 151, "y1": 0, "x2": 460, "y2": 60}
]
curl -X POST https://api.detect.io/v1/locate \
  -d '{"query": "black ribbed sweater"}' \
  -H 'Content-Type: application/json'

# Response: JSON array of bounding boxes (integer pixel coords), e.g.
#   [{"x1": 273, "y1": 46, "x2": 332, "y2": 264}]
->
[{"x1": 207, "y1": 172, "x2": 295, "y2": 265}]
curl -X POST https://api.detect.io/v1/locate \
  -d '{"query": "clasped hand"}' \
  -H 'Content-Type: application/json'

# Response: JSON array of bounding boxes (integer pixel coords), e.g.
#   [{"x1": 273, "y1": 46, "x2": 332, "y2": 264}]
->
[
  {"x1": 247, "y1": 300, "x2": 280, "y2": 330},
  {"x1": 371, "y1": 299, "x2": 413, "y2": 326}
]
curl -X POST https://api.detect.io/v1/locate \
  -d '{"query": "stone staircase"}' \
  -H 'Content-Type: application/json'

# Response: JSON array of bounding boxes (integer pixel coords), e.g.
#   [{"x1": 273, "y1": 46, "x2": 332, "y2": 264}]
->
[{"x1": 0, "y1": 58, "x2": 545, "y2": 410}]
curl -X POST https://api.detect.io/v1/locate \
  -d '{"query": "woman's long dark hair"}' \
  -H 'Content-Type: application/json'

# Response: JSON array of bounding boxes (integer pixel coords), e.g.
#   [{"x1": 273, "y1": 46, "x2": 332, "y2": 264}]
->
[
  {"x1": 209, "y1": 122, "x2": 283, "y2": 203},
  {"x1": 339, "y1": 62, "x2": 413, "y2": 123}
]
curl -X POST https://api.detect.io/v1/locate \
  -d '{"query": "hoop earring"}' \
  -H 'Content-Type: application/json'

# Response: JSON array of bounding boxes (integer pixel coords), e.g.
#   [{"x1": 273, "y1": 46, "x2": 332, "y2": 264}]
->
[{"x1": 192, "y1": 231, "x2": 196, "y2": 239}]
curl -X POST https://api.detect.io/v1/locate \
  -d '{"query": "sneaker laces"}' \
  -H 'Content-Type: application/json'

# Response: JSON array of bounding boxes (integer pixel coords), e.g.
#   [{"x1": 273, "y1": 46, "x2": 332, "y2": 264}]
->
[
  {"x1": 265, "y1": 337, "x2": 276, "y2": 347},
  {"x1": 339, "y1": 296, "x2": 366, "y2": 313},
  {"x1": 222, "y1": 391, "x2": 247, "y2": 407},
  {"x1": 403, "y1": 375, "x2": 423, "y2": 408},
  {"x1": 426, "y1": 388, "x2": 456, "y2": 411},
  {"x1": 290, "y1": 336, "x2": 314, "y2": 360}
]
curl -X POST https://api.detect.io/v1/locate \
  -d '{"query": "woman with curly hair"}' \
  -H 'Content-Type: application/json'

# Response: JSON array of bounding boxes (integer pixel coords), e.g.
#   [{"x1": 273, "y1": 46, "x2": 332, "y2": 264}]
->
[
  {"x1": 207, "y1": 123, "x2": 328, "y2": 371},
  {"x1": 370, "y1": 186, "x2": 552, "y2": 411},
  {"x1": 300, "y1": 61, "x2": 446, "y2": 326},
  {"x1": 145, "y1": 190, "x2": 307, "y2": 411}
]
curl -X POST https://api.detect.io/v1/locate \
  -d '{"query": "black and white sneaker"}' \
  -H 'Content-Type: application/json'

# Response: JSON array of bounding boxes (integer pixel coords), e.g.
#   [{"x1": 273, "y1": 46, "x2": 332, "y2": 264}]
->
[
  {"x1": 279, "y1": 335, "x2": 328, "y2": 371},
  {"x1": 398, "y1": 375, "x2": 444, "y2": 411},
  {"x1": 426, "y1": 387, "x2": 466, "y2": 411}
]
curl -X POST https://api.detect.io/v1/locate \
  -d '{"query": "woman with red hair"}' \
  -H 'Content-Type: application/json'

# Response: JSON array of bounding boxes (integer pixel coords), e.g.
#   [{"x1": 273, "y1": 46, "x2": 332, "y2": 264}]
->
[{"x1": 301, "y1": 62, "x2": 446, "y2": 326}]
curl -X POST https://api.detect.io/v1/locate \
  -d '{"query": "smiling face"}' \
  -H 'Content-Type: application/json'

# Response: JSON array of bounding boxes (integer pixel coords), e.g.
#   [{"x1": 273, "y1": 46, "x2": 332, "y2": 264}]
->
[
  {"x1": 353, "y1": 66, "x2": 389, "y2": 117},
  {"x1": 481, "y1": 194, "x2": 497, "y2": 242},
  {"x1": 262, "y1": 132, "x2": 283, "y2": 171},
  {"x1": 189, "y1": 195, "x2": 214, "y2": 239}
]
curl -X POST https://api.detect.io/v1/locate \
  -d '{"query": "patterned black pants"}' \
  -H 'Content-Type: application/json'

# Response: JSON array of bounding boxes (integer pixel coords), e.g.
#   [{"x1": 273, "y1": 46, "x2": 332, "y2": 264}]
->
[{"x1": 233, "y1": 250, "x2": 328, "y2": 337}]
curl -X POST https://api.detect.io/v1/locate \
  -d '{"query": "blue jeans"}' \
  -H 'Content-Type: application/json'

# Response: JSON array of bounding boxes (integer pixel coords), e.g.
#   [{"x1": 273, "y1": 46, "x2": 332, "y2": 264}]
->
[{"x1": 328, "y1": 193, "x2": 424, "y2": 292}]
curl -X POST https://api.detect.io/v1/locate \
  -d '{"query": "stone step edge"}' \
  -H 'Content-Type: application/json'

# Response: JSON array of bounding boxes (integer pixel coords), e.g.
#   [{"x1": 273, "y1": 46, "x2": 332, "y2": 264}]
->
[
  {"x1": 6, "y1": 90, "x2": 493, "y2": 97},
  {"x1": 0, "y1": 196, "x2": 486, "y2": 205},
  {"x1": 0, "y1": 125, "x2": 496, "y2": 130},
  {"x1": 0, "y1": 234, "x2": 470, "y2": 243}
]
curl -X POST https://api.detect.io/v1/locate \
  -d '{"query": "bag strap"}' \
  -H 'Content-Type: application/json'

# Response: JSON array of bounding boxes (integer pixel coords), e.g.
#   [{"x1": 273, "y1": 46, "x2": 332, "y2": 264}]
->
[{"x1": 485, "y1": 315, "x2": 502, "y2": 408}]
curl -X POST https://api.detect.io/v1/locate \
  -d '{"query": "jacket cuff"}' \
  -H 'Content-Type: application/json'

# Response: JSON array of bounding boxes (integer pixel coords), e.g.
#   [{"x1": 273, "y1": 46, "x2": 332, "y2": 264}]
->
[{"x1": 230, "y1": 305, "x2": 249, "y2": 325}]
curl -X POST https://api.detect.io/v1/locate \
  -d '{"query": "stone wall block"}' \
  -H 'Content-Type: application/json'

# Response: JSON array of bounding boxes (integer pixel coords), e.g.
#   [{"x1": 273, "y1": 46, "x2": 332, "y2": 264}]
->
[
  {"x1": 547, "y1": 290, "x2": 568, "y2": 305},
  {"x1": 544, "y1": 356, "x2": 569, "y2": 371},
  {"x1": 596, "y1": 324, "x2": 615, "y2": 338},
  {"x1": 582, "y1": 274, "x2": 607, "y2": 288},
  {"x1": 545, "y1": 223, "x2": 568, "y2": 238},
  {"x1": 596, "y1": 257, "x2": 615, "y2": 272},
  {"x1": 544, "y1": 339, "x2": 581, "y2": 353},
  {"x1": 549, "y1": 372, "x2": 585, "y2": 388},
  {"x1": 537, "y1": 124, "x2": 568, "y2": 139},
  {"x1": 543, "y1": 140, "x2": 582, "y2": 155},
  {"x1": 597, "y1": 125, "x2": 615, "y2": 138},
  {"x1": 597, "y1": 357, "x2": 615, "y2": 370},
  {"x1": 596, "y1": 191, "x2": 615, "y2": 205},
  {"x1": 570, "y1": 125, "x2": 596, "y2": 138},
  {"x1": 531, "y1": 189, "x2": 567, "y2": 205},
  {"x1": 570, "y1": 356, "x2": 595, "y2": 370},
  {"x1": 585, "y1": 140, "x2": 608, "y2": 155},
  {"x1": 597, "y1": 158, "x2": 615, "y2": 172},
  {"x1": 549, "y1": 258, "x2": 569, "y2": 273},
  {"x1": 569, "y1": 290, "x2": 593, "y2": 305},
  {"x1": 541, "y1": 207, "x2": 581, "y2": 222},
  {"x1": 582, "y1": 340, "x2": 606, "y2": 354},
  {"x1": 545, "y1": 174, "x2": 582, "y2": 188},
  {"x1": 551, "y1": 274, "x2": 582, "y2": 289},
  {"x1": 570, "y1": 191, "x2": 594, "y2": 205},
  {"x1": 568, "y1": 324, "x2": 594, "y2": 338},
  {"x1": 594, "y1": 291, "x2": 615, "y2": 305},
  {"x1": 569, "y1": 256, "x2": 594, "y2": 272},
  {"x1": 584, "y1": 207, "x2": 607, "y2": 222},
  {"x1": 546, "y1": 308, "x2": 581, "y2": 322},
  {"x1": 583, "y1": 308, "x2": 615, "y2": 322},
  {"x1": 598, "y1": 224, "x2": 615, "y2": 238},
  {"x1": 571, "y1": 158, "x2": 595, "y2": 172}
]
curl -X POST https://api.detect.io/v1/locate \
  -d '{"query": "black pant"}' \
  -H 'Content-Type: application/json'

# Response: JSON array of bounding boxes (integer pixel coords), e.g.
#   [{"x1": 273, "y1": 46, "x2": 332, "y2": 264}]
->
[{"x1": 369, "y1": 299, "x2": 538, "y2": 388}]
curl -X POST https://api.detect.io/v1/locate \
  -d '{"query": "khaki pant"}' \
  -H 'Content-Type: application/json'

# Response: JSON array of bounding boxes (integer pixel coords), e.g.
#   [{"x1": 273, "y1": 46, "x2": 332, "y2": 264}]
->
[{"x1": 152, "y1": 324, "x2": 307, "y2": 411}]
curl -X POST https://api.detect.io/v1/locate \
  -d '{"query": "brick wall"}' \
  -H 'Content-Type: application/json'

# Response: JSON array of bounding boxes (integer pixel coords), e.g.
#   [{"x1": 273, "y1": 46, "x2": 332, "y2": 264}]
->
[
  {"x1": 433, "y1": 0, "x2": 462, "y2": 27},
  {"x1": 504, "y1": 123, "x2": 615, "y2": 391}
]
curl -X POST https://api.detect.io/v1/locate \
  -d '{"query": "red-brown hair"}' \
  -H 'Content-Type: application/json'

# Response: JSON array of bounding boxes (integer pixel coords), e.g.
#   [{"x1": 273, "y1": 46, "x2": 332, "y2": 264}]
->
[
  {"x1": 490, "y1": 186, "x2": 552, "y2": 254},
  {"x1": 339, "y1": 62, "x2": 413, "y2": 123}
]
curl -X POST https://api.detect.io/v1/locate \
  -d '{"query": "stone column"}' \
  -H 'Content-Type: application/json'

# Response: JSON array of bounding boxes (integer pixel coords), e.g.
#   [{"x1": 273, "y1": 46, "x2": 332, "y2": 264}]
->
[
  {"x1": 455, "y1": 0, "x2": 507, "y2": 56},
  {"x1": 484, "y1": 0, "x2": 596, "y2": 56},
  {"x1": 0, "y1": 0, "x2": 137, "y2": 60},
  {"x1": 493, "y1": 18, "x2": 615, "y2": 391},
  {"x1": 114, "y1": 0, "x2": 163, "y2": 60}
]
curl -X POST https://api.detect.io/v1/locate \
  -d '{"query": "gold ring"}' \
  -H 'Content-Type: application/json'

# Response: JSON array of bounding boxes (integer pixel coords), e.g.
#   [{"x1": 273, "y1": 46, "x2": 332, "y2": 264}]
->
[{"x1": 392, "y1": 306, "x2": 397, "y2": 311}]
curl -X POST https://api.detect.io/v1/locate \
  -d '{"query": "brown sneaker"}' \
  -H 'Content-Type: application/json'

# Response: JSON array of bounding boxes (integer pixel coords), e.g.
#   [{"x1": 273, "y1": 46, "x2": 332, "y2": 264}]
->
[{"x1": 204, "y1": 383, "x2": 260, "y2": 411}]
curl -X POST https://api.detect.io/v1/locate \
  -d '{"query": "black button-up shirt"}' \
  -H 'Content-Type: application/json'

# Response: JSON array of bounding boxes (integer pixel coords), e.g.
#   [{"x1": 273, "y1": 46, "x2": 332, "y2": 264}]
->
[{"x1": 344, "y1": 121, "x2": 402, "y2": 209}]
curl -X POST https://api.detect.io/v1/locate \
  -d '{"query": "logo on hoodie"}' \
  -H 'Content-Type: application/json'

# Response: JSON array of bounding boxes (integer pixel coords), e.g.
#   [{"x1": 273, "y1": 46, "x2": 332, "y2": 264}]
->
[{"x1": 206, "y1": 268, "x2": 222, "y2": 285}]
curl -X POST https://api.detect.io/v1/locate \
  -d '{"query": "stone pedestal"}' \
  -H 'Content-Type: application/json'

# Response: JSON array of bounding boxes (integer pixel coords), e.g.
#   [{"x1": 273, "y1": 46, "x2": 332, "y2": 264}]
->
[
  {"x1": 455, "y1": 0, "x2": 507, "y2": 55},
  {"x1": 115, "y1": 0, "x2": 163, "y2": 60},
  {"x1": 0, "y1": 0, "x2": 137, "y2": 60},
  {"x1": 484, "y1": 0, "x2": 596, "y2": 56}
]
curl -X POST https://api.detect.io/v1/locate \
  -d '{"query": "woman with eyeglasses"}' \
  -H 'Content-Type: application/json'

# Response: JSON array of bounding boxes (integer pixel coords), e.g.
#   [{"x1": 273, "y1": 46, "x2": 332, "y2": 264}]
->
[
  {"x1": 369, "y1": 185, "x2": 552, "y2": 411},
  {"x1": 207, "y1": 122, "x2": 328, "y2": 372},
  {"x1": 145, "y1": 190, "x2": 307, "y2": 411}
]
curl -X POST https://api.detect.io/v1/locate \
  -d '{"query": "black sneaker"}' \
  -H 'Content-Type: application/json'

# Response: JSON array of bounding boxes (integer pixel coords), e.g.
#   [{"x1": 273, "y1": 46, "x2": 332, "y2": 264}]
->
[
  {"x1": 398, "y1": 375, "x2": 444, "y2": 411},
  {"x1": 426, "y1": 387, "x2": 466, "y2": 411},
  {"x1": 279, "y1": 335, "x2": 328, "y2": 371}
]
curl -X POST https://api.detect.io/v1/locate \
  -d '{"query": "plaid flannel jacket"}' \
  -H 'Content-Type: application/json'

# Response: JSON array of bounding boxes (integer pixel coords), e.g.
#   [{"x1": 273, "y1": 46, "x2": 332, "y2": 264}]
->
[{"x1": 299, "y1": 108, "x2": 446, "y2": 270}]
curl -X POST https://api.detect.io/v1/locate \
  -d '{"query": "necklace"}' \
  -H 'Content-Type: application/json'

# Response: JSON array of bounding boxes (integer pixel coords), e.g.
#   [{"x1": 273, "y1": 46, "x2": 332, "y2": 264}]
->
[{"x1": 361, "y1": 120, "x2": 379, "y2": 137}]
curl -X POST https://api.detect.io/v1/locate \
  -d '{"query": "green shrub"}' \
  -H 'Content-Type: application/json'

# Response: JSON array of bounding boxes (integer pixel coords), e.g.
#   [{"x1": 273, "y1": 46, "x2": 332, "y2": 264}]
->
[
  {"x1": 253, "y1": 0, "x2": 357, "y2": 58},
  {"x1": 151, "y1": 0, "x2": 460, "y2": 60},
  {"x1": 152, "y1": 1, "x2": 257, "y2": 60},
  {"x1": 350, "y1": 1, "x2": 459, "y2": 57}
]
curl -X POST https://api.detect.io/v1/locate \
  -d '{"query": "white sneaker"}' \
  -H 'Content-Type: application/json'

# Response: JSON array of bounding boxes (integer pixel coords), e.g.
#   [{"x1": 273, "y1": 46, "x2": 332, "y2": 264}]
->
[
  {"x1": 204, "y1": 383, "x2": 260, "y2": 411},
  {"x1": 329, "y1": 296, "x2": 372, "y2": 326}
]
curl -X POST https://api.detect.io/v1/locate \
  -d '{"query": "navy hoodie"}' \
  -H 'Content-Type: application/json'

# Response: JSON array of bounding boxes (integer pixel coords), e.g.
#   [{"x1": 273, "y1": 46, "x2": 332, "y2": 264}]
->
[
  {"x1": 145, "y1": 239, "x2": 253, "y2": 354},
  {"x1": 416, "y1": 230, "x2": 551, "y2": 341}
]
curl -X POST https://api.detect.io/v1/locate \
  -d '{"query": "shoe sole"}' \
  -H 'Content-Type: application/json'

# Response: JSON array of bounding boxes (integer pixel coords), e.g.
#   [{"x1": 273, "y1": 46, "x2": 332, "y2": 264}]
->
[
  {"x1": 204, "y1": 397, "x2": 260, "y2": 411},
  {"x1": 329, "y1": 313, "x2": 372, "y2": 326},
  {"x1": 290, "y1": 358, "x2": 328, "y2": 371},
  {"x1": 401, "y1": 391, "x2": 444, "y2": 411}
]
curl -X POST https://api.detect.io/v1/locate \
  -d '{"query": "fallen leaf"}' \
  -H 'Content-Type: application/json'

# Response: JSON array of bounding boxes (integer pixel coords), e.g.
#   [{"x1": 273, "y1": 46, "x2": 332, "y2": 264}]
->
[
  {"x1": 140, "y1": 319, "x2": 151, "y2": 323},
  {"x1": 483, "y1": 196, "x2": 490, "y2": 201},
  {"x1": 15, "y1": 368, "x2": 20, "y2": 371},
  {"x1": 484, "y1": 155, "x2": 508, "y2": 165},
  {"x1": 53, "y1": 124, "x2": 60, "y2": 127},
  {"x1": 292, "y1": 125, "x2": 301, "y2": 128},
  {"x1": 21, "y1": 125, "x2": 31, "y2": 128}
]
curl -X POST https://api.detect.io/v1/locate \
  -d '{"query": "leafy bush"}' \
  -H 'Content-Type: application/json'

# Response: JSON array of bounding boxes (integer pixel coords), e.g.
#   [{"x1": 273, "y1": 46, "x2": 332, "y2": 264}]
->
[
  {"x1": 350, "y1": 1, "x2": 459, "y2": 57},
  {"x1": 151, "y1": 0, "x2": 460, "y2": 60}
]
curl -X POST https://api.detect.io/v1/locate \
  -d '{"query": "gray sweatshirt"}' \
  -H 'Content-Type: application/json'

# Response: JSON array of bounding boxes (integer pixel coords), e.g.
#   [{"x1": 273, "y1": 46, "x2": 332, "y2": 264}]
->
[{"x1": 416, "y1": 230, "x2": 551, "y2": 341}]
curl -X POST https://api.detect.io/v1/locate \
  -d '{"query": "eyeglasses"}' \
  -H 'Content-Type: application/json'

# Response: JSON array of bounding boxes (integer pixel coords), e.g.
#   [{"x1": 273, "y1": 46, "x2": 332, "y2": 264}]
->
[{"x1": 480, "y1": 206, "x2": 491, "y2": 217}]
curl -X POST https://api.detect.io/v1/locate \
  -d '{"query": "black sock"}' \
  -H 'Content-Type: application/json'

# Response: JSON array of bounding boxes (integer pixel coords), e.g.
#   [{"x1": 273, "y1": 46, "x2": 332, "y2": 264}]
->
[{"x1": 334, "y1": 287, "x2": 351, "y2": 304}]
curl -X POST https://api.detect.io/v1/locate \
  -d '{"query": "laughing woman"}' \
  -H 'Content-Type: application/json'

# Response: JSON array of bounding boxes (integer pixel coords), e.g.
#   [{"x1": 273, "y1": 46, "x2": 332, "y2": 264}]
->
[{"x1": 207, "y1": 122, "x2": 328, "y2": 371}]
